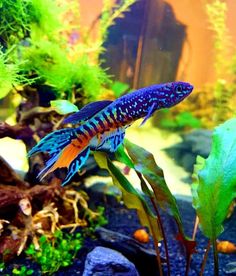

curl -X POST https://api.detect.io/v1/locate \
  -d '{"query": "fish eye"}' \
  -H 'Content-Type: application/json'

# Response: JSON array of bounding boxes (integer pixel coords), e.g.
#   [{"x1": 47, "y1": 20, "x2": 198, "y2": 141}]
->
[{"x1": 175, "y1": 85, "x2": 182, "y2": 93}]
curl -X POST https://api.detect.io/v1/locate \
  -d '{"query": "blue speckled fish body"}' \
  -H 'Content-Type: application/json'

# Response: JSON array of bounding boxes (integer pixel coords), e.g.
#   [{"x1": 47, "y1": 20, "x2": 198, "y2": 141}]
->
[{"x1": 28, "y1": 81, "x2": 193, "y2": 185}]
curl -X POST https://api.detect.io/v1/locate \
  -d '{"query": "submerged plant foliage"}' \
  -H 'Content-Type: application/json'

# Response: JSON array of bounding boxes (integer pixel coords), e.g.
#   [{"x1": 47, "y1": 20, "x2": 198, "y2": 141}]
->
[
  {"x1": 192, "y1": 118, "x2": 236, "y2": 238},
  {"x1": 0, "y1": 0, "x2": 136, "y2": 103},
  {"x1": 192, "y1": 118, "x2": 236, "y2": 274},
  {"x1": 95, "y1": 140, "x2": 197, "y2": 276},
  {"x1": 20, "y1": 38, "x2": 110, "y2": 100},
  {"x1": 0, "y1": 0, "x2": 62, "y2": 46},
  {"x1": 206, "y1": 0, "x2": 236, "y2": 124},
  {"x1": 26, "y1": 230, "x2": 83, "y2": 274},
  {"x1": 0, "y1": 48, "x2": 32, "y2": 99}
]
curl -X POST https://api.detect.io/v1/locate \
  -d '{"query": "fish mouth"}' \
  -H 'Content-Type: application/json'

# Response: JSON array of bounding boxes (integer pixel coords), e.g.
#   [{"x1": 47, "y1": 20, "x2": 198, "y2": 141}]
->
[{"x1": 188, "y1": 84, "x2": 194, "y2": 92}]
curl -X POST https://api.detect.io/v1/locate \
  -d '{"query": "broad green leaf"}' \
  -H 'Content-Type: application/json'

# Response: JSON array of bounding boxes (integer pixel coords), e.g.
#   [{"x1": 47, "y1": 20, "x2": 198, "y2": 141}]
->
[
  {"x1": 121, "y1": 139, "x2": 184, "y2": 235},
  {"x1": 50, "y1": 100, "x2": 78, "y2": 115},
  {"x1": 94, "y1": 151, "x2": 162, "y2": 240},
  {"x1": 192, "y1": 118, "x2": 236, "y2": 239}
]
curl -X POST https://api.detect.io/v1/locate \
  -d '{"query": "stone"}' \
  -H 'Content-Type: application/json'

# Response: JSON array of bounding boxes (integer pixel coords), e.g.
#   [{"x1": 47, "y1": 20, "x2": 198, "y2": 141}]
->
[
  {"x1": 82, "y1": 246, "x2": 139, "y2": 276},
  {"x1": 165, "y1": 129, "x2": 212, "y2": 173},
  {"x1": 224, "y1": 262, "x2": 236, "y2": 275}
]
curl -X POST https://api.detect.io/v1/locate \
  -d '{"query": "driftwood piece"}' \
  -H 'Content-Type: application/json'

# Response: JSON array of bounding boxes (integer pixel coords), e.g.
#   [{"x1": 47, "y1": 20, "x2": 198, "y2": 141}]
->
[
  {"x1": 0, "y1": 156, "x2": 28, "y2": 188},
  {"x1": 0, "y1": 121, "x2": 34, "y2": 141},
  {"x1": 0, "y1": 181, "x2": 63, "y2": 210}
]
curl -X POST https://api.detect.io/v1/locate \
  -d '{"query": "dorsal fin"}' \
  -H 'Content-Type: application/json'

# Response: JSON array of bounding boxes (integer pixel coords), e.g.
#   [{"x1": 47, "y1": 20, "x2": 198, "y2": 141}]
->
[{"x1": 63, "y1": 100, "x2": 113, "y2": 124}]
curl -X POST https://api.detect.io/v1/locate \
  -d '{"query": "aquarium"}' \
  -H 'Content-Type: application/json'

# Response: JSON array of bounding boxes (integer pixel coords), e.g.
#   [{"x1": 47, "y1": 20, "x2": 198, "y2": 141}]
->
[{"x1": 0, "y1": 0, "x2": 235, "y2": 275}]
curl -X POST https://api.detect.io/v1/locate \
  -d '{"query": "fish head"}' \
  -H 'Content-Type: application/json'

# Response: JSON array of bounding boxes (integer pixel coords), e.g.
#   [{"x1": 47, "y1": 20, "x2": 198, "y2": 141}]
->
[{"x1": 158, "y1": 81, "x2": 194, "y2": 108}]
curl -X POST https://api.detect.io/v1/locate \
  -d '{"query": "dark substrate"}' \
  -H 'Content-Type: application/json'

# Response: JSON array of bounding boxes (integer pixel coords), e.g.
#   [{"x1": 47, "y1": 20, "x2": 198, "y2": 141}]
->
[{"x1": 3, "y1": 190, "x2": 236, "y2": 276}]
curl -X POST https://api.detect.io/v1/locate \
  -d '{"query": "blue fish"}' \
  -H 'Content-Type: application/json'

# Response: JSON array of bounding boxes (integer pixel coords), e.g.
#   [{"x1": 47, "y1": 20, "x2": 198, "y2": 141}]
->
[{"x1": 28, "y1": 81, "x2": 193, "y2": 185}]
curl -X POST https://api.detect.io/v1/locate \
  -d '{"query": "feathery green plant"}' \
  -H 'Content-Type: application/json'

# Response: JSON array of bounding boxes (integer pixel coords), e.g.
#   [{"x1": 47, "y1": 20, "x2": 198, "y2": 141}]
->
[
  {"x1": 206, "y1": 0, "x2": 236, "y2": 124},
  {"x1": 0, "y1": 48, "x2": 33, "y2": 99}
]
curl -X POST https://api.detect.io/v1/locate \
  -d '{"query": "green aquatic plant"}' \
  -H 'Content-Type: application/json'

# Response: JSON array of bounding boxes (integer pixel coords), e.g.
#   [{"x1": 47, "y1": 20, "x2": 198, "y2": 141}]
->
[
  {"x1": 83, "y1": 0, "x2": 136, "y2": 61},
  {"x1": 83, "y1": 206, "x2": 108, "y2": 236},
  {"x1": 19, "y1": 38, "x2": 110, "y2": 100},
  {"x1": 0, "y1": 0, "x2": 136, "y2": 103},
  {"x1": 95, "y1": 140, "x2": 196, "y2": 276},
  {"x1": 0, "y1": 48, "x2": 32, "y2": 99},
  {"x1": 0, "y1": 0, "x2": 31, "y2": 45},
  {"x1": 12, "y1": 266, "x2": 34, "y2": 275},
  {"x1": 206, "y1": 0, "x2": 236, "y2": 124},
  {"x1": 100, "y1": 0, "x2": 136, "y2": 43},
  {"x1": 95, "y1": 119, "x2": 236, "y2": 275},
  {"x1": 192, "y1": 118, "x2": 236, "y2": 275},
  {"x1": 0, "y1": 0, "x2": 62, "y2": 46},
  {"x1": 111, "y1": 81, "x2": 130, "y2": 97},
  {"x1": 26, "y1": 230, "x2": 83, "y2": 275}
]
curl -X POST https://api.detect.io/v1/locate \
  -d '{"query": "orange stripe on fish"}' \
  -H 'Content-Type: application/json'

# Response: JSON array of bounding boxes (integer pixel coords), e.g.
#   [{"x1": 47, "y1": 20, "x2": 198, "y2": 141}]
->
[
  {"x1": 28, "y1": 82, "x2": 194, "y2": 186},
  {"x1": 42, "y1": 137, "x2": 89, "y2": 178}
]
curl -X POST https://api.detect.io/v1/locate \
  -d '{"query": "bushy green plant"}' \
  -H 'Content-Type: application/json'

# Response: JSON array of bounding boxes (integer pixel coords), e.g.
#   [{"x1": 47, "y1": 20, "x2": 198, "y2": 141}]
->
[
  {"x1": 12, "y1": 266, "x2": 34, "y2": 275},
  {"x1": 19, "y1": 38, "x2": 110, "y2": 100},
  {"x1": 26, "y1": 230, "x2": 83, "y2": 274},
  {"x1": 206, "y1": 0, "x2": 236, "y2": 124},
  {"x1": 0, "y1": 0, "x2": 62, "y2": 46},
  {"x1": 0, "y1": 48, "x2": 33, "y2": 99},
  {"x1": 0, "y1": 0, "x2": 137, "y2": 103},
  {"x1": 86, "y1": 206, "x2": 108, "y2": 233}
]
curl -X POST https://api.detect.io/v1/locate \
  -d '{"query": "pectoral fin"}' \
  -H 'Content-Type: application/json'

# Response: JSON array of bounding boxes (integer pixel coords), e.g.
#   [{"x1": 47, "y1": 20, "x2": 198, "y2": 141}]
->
[
  {"x1": 140, "y1": 103, "x2": 157, "y2": 126},
  {"x1": 91, "y1": 127, "x2": 126, "y2": 152}
]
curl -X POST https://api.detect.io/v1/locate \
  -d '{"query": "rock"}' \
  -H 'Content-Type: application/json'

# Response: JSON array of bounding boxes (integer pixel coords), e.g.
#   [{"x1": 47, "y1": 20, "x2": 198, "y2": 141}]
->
[
  {"x1": 95, "y1": 227, "x2": 162, "y2": 276},
  {"x1": 83, "y1": 246, "x2": 139, "y2": 276},
  {"x1": 224, "y1": 262, "x2": 236, "y2": 275},
  {"x1": 165, "y1": 129, "x2": 212, "y2": 173}
]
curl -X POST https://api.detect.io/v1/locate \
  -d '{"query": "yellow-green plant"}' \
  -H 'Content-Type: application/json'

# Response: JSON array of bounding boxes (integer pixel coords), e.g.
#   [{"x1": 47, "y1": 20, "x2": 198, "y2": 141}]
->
[
  {"x1": 0, "y1": 0, "x2": 137, "y2": 103},
  {"x1": 206, "y1": 0, "x2": 236, "y2": 124},
  {"x1": 25, "y1": 231, "x2": 83, "y2": 275}
]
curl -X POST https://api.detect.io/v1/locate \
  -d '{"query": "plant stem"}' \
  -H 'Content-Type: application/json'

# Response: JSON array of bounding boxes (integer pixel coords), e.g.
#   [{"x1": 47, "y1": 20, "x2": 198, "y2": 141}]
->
[
  {"x1": 136, "y1": 172, "x2": 165, "y2": 276},
  {"x1": 185, "y1": 254, "x2": 191, "y2": 276},
  {"x1": 137, "y1": 172, "x2": 170, "y2": 276},
  {"x1": 151, "y1": 198, "x2": 171, "y2": 276},
  {"x1": 192, "y1": 216, "x2": 199, "y2": 240},
  {"x1": 212, "y1": 238, "x2": 219, "y2": 276},
  {"x1": 146, "y1": 212, "x2": 163, "y2": 276},
  {"x1": 200, "y1": 240, "x2": 211, "y2": 276}
]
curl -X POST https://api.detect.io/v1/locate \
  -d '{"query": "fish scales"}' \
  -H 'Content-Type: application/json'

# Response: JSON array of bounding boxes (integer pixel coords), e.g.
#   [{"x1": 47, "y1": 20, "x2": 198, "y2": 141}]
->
[{"x1": 28, "y1": 81, "x2": 193, "y2": 185}]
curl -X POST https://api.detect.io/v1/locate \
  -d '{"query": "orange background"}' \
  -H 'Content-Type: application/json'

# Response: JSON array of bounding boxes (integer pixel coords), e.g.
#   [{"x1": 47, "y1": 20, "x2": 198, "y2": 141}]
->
[{"x1": 79, "y1": 0, "x2": 236, "y2": 89}]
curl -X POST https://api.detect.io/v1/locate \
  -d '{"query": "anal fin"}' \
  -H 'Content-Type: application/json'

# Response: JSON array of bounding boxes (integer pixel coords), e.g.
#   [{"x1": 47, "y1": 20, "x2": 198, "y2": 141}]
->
[{"x1": 61, "y1": 147, "x2": 90, "y2": 186}]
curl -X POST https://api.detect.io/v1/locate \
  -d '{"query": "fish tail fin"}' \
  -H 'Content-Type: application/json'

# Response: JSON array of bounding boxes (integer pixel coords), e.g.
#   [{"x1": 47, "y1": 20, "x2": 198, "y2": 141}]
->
[{"x1": 28, "y1": 127, "x2": 91, "y2": 186}]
